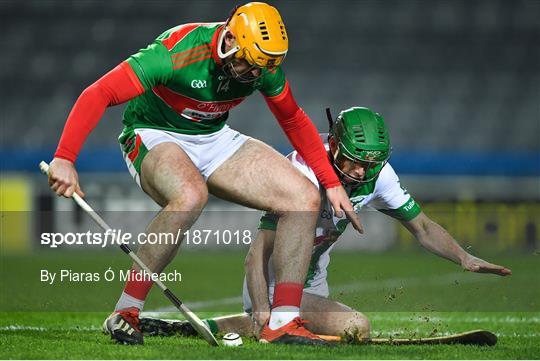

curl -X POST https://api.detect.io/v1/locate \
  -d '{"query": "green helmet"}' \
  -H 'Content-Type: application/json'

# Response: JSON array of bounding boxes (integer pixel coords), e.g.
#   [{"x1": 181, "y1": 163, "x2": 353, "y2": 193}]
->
[{"x1": 328, "y1": 106, "x2": 392, "y2": 184}]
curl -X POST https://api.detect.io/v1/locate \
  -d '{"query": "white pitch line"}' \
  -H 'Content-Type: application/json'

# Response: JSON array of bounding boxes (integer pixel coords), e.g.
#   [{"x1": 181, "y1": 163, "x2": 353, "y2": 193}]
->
[
  {"x1": 0, "y1": 325, "x2": 47, "y2": 331},
  {"x1": 1, "y1": 325, "x2": 538, "y2": 338},
  {"x1": 368, "y1": 315, "x2": 540, "y2": 323},
  {"x1": 145, "y1": 271, "x2": 499, "y2": 313},
  {"x1": 0, "y1": 325, "x2": 100, "y2": 332}
]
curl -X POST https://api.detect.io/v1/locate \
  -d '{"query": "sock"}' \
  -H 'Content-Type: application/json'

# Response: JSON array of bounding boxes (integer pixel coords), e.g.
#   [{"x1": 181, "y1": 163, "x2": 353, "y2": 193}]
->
[
  {"x1": 268, "y1": 282, "x2": 303, "y2": 330},
  {"x1": 115, "y1": 291, "x2": 145, "y2": 311},
  {"x1": 268, "y1": 306, "x2": 300, "y2": 330},
  {"x1": 203, "y1": 319, "x2": 219, "y2": 334},
  {"x1": 114, "y1": 268, "x2": 153, "y2": 311}
]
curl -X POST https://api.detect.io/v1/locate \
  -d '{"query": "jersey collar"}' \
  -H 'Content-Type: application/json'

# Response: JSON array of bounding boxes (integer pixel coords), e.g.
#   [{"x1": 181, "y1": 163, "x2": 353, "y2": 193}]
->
[{"x1": 211, "y1": 24, "x2": 225, "y2": 65}]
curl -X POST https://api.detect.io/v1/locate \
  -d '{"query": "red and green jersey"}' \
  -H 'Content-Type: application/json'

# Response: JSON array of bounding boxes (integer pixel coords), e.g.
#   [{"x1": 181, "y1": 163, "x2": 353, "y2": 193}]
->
[
  {"x1": 54, "y1": 21, "x2": 341, "y2": 188},
  {"x1": 123, "y1": 22, "x2": 286, "y2": 135}
]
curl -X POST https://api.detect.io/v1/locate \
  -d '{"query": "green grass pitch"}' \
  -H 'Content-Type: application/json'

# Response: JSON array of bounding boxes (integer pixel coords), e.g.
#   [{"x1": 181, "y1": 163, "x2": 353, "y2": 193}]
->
[{"x1": 1, "y1": 251, "x2": 538, "y2": 359}]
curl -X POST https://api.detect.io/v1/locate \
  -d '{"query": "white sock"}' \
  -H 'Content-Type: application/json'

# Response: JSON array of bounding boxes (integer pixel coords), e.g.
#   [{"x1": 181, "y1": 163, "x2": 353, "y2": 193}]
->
[
  {"x1": 268, "y1": 306, "x2": 300, "y2": 330},
  {"x1": 114, "y1": 291, "x2": 145, "y2": 311}
]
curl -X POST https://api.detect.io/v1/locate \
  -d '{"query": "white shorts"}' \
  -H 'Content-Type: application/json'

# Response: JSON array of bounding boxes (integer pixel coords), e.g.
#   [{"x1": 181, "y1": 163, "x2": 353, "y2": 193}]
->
[{"x1": 121, "y1": 125, "x2": 250, "y2": 187}]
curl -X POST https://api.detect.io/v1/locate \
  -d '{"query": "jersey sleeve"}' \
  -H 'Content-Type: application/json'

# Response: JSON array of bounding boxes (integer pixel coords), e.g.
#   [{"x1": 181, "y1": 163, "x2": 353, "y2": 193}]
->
[
  {"x1": 261, "y1": 71, "x2": 341, "y2": 189},
  {"x1": 368, "y1": 164, "x2": 422, "y2": 222},
  {"x1": 125, "y1": 41, "x2": 174, "y2": 90},
  {"x1": 258, "y1": 66, "x2": 287, "y2": 97},
  {"x1": 54, "y1": 62, "x2": 145, "y2": 162}
]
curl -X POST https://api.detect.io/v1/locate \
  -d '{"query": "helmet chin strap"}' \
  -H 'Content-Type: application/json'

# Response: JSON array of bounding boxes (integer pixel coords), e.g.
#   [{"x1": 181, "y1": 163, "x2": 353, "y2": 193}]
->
[{"x1": 217, "y1": 27, "x2": 240, "y2": 60}]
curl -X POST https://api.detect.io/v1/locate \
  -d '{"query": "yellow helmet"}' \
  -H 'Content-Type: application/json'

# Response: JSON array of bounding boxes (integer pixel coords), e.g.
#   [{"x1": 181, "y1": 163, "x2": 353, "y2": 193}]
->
[{"x1": 225, "y1": 2, "x2": 288, "y2": 68}]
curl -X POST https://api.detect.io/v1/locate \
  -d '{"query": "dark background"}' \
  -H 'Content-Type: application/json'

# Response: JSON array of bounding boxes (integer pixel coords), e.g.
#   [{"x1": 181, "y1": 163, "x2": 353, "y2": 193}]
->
[{"x1": 1, "y1": 0, "x2": 539, "y2": 175}]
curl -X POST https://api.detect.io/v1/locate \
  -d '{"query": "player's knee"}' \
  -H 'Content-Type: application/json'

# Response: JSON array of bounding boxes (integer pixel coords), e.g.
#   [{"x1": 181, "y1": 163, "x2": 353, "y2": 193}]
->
[
  {"x1": 167, "y1": 184, "x2": 208, "y2": 212},
  {"x1": 346, "y1": 312, "x2": 370, "y2": 339},
  {"x1": 303, "y1": 183, "x2": 321, "y2": 211},
  {"x1": 286, "y1": 182, "x2": 320, "y2": 212}
]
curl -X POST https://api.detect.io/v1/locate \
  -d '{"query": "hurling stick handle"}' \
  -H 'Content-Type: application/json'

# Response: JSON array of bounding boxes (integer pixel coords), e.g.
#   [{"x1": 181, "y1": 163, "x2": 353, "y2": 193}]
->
[
  {"x1": 38, "y1": 160, "x2": 219, "y2": 347},
  {"x1": 317, "y1": 334, "x2": 343, "y2": 342}
]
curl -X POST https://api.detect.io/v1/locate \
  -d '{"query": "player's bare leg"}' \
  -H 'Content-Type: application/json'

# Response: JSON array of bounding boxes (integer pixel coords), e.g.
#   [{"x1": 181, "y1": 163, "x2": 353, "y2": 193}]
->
[
  {"x1": 208, "y1": 139, "x2": 319, "y2": 285},
  {"x1": 135, "y1": 143, "x2": 208, "y2": 271},
  {"x1": 104, "y1": 143, "x2": 208, "y2": 344},
  {"x1": 140, "y1": 292, "x2": 370, "y2": 340},
  {"x1": 186, "y1": 293, "x2": 368, "y2": 340},
  {"x1": 181, "y1": 293, "x2": 371, "y2": 339},
  {"x1": 140, "y1": 313, "x2": 254, "y2": 338},
  {"x1": 300, "y1": 293, "x2": 370, "y2": 340},
  {"x1": 208, "y1": 139, "x2": 328, "y2": 345},
  {"x1": 210, "y1": 314, "x2": 254, "y2": 335},
  {"x1": 209, "y1": 295, "x2": 369, "y2": 339}
]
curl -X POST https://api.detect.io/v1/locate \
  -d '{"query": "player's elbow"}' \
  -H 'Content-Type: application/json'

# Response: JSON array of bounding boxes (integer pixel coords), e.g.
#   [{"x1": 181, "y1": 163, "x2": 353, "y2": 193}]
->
[
  {"x1": 419, "y1": 217, "x2": 439, "y2": 240},
  {"x1": 408, "y1": 213, "x2": 431, "y2": 240},
  {"x1": 289, "y1": 182, "x2": 320, "y2": 212},
  {"x1": 301, "y1": 183, "x2": 321, "y2": 212},
  {"x1": 78, "y1": 82, "x2": 111, "y2": 108}
]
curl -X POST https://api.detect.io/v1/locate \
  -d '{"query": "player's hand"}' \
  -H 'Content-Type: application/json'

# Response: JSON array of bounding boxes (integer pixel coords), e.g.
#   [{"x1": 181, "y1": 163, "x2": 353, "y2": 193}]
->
[
  {"x1": 251, "y1": 310, "x2": 270, "y2": 334},
  {"x1": 461, "y1": 254, "x2": 512, "y2": 276},
  {"x1": 326, "y1": 185, "x2": 364, "y2": 233},
  {"x1": 48, "y1": 157, "x2": 85, "y2": 198}
]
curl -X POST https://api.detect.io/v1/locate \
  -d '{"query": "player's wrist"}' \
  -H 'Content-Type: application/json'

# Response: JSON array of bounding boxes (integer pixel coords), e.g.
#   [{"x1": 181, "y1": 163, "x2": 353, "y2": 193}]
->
[
  {"x1": 53, "y1": 153, "x2": 76, "y2": 164},
  {"x1": 252, "y1": 304, "x2": 271, "y2": 313},
  {"x1": 321, "y1": 178, "x2": 341, "y2": 189},
  {"x1": 325, "y1": 184, "x2": 342, "y2": 191},
  {"x1": 458, "y1": 251, "x2": 472, "y2": 266},
  {"x1": 52, "y1": 156, "x2": 75, "y2": 166}
]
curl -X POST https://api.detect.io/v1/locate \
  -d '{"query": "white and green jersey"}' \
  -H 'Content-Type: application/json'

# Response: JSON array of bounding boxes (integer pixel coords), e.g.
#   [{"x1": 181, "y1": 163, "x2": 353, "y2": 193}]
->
[{"x1": 257, "y1": 145, "x2": 421, "y2": 297}]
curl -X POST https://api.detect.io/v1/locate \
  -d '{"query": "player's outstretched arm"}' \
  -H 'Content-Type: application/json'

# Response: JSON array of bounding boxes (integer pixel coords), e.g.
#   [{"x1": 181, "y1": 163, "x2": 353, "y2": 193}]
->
[
  {"x1": 402, "y1": 212, "x2": 511, "y2": 276},
  {"x1": 245, "y1": 229, "x2": 275, "y2": 331},
  {"x1": 263, "y1": 81, "x2": 363, "y2": 233},
  {"x1": 50, "y1": 62, "x2": 145, "y2": 197},
  {"x1": 460, "y1": 253, "x2": 512, "y2": 276}
]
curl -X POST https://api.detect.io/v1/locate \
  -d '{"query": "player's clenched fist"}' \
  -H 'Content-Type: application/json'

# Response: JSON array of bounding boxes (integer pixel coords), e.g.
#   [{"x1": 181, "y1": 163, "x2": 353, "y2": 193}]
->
[{"x1": 48, "y1": 158, "x2": 85, "y2": 198}]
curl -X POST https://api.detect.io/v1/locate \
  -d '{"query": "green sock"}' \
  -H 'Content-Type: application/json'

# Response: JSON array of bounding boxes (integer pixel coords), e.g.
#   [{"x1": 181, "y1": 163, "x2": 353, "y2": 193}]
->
[{"x1": 203, "y1": 319, "x2": 219, "y2": 334}]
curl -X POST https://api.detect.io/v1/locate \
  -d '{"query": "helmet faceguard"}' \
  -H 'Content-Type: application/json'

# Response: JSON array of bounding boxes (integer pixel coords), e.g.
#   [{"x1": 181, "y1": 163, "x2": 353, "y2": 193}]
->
[
  {"x1": 331, "y1": 150, "x2": 388, "y2": 184},
  {"x1": 220, "y1": 54, "x2": 264, "y2": 83},
  {"x1": 218, "y1": 2, "x2": 288, "y2": 82},
  {"x1": 327, "y1": 107, "x2": 392, "y2": 185}
]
